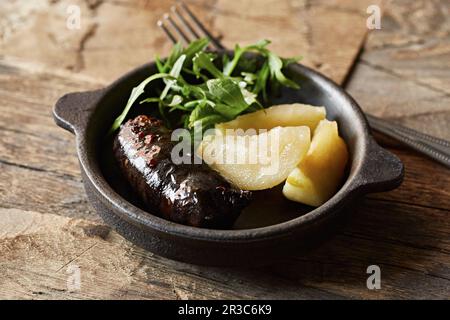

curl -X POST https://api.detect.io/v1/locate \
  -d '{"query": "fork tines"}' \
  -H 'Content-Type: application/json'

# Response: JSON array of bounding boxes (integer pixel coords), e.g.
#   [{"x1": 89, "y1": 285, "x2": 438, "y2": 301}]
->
[{"x1": 157, "y1": 1, "x2": 224, "y2": 50}]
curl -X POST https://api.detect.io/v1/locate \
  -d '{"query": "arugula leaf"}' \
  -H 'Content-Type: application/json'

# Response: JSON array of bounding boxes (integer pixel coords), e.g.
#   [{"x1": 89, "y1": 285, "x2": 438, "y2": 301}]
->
[
  {"x1": 160, "y1": 54, "x2": 186, "y2": 100},
  {"x1": 282, "y1": 55, "x2": 303, "y2": 66},
  {"x1": 109, "y1": 38, "x2": 303, "y2": 136},
  {"x1": 241, "y1": 72, "x2": 257, "y2": 84},
  {"x1": 162, "y1": 42, "x2": 183, "y2": 72},
  {"x1": 251, "y1": 39, "x2": 271, "y2": 49},
  {"x1": 193, "y1": 52, "x2": 223, "y2": 79},
  {"x1": 240, "y1": 86, "x2": 260, "y2": 107},
  {"x1": 223, "y1": 44, "x2": 242, "y2": 76},
  {"x1": 207, "y1": 78, "x2": 249, "y2": 119},
  {"x1": 168, "y1": 94, "x2": 183, "y2": 107},
  {"x1": 183, "y1": 38, "x2": 210, "y2": 61},
  {"x1": 140, "y1": 97, "x2": 161, "y2": 104},
  {"x1": 182, "y1": 67, "x2": 210, "y2": 81},
  {"x1": 181, "y1": 83, "x2": 209, "y2": 101},
  {"x1": 184, "y1": 99, "x2": 214, "y2": 109},
  {"x1": 189, "y1": 101, "x2": 216, "y2": 127},
  {"x1": 155, "y1": 55, "x2": 165, "y2": 73},
  {"x1": 267, "y1": 52, "x2": 300, "y2": 89},
  {"x1": 158, "y1": 100, "x2": 169, "y2": 127},
  {"x1": 109, "y1": 73, "x2": 171, "y2": 134},
  {"x1": 193, "y1": 114, "x2": 226, "y2": 131},
  {"x1": 190, "y1": 102, "x2": 226, "y2": 139},
  {"x1": 253, "y1": 61, "x2": 270, "y2": 101},
  {"x1": 222, "y1": 54, "x2": 230, "y2": 70},
  {"x1": 169, "y1": 104, "x2": 192, "y2": 112},
  {"x1": 156, "y1": 39, "x2": 208, "y2": 74},
  {"x1": 223, "y1": 39, "x2": 270, "y2": 76}
]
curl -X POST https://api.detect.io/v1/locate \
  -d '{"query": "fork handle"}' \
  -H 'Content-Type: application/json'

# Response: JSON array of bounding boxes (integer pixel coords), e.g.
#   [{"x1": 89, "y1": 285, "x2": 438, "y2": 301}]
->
[{"x1": 366, "y1": 114, "x2": 450, "y2": 169}]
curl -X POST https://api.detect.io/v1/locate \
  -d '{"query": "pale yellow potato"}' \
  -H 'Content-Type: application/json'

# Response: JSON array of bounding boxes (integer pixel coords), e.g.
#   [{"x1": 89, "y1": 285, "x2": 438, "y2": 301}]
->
[
  {"x1": 198, "y1": 126, "x2": 311, "y2": 190},
  {"x1": 215, "y1": 103, "x2": 326, "y2": 134},
  {"x1": 283, "y1": 119, "x2": 348, "y2": 206}
]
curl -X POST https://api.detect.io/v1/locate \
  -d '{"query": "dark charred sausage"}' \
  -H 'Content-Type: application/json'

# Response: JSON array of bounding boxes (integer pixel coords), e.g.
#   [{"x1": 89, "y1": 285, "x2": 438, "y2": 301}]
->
[{"x1": 113, "y1": 115, "x2": 252, "y2": 229}]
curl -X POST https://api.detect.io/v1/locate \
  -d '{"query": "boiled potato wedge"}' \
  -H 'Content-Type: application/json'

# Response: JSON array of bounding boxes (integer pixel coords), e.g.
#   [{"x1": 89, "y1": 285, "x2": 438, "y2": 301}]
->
[
  {"x1": 283, "y1": 119, "x2": 348, "y2": 206},
  {"x1": 198, "y1": 126, "x2": 311, "y2": 190},
  {"x1": 215, "y1": 103, "x2": 326, "y2": 134}
]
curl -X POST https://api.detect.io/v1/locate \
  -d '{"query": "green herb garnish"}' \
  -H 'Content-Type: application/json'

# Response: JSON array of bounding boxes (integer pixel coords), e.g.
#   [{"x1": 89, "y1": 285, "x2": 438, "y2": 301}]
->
[{"x1": 109, "y1": 38, "x2": 302, "y2": 134}]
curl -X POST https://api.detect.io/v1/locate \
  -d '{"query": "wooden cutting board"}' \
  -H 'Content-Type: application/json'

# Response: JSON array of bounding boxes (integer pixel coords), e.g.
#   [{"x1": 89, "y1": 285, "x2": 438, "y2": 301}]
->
[{"x1": 0, "y1": 0, "x2": 379, "y2": 84}]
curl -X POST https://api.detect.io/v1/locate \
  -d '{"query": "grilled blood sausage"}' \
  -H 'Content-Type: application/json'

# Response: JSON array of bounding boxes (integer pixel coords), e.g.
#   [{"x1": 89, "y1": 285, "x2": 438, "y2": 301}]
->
[{"x1": 113, "y1": 115, "x2": 252, "y2": 229}]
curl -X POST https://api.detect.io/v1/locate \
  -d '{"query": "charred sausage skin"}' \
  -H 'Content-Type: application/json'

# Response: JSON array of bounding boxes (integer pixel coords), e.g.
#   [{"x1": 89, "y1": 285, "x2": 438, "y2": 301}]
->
[{"x1": 113, "y1": 115, "x2": 252, "y2": 229}]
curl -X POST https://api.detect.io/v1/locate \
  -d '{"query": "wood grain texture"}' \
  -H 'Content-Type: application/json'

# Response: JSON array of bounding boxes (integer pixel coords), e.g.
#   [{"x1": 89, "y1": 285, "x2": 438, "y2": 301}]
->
[
  {"x1": 0, "y1": 0, "x2": 374, "y2": 84},
  {"x1": 0, "y1": 0, "x2": 449, "y2": 299},
  {"x1": 346, "y1": 0, "x2": 450, "y2": 140}
]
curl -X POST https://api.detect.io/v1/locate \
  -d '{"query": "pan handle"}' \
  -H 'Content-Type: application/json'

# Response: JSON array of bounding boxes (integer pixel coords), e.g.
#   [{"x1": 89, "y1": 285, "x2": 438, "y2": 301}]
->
[
  {"x1": 53, "y1": 88, "x2": 106, "y2": 135},
  {"x1": 352, "y1": 137, "x2": 404, "y2": 195}
]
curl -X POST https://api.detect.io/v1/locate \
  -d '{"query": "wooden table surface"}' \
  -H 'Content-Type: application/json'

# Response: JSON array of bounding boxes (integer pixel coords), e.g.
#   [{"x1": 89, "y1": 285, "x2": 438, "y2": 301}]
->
[{"x1": 0, "y1": 0, "x2": 449, "y2": 299}]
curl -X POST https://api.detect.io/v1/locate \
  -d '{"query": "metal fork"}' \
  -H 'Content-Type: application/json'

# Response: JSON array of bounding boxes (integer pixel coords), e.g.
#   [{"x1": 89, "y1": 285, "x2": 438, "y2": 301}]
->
[
  {"x1": 157, "y1": 1, "x2": 224, "y2": 50},
  {"x1": 157, "y1": 1, "x2": 450, "y2": 169}
]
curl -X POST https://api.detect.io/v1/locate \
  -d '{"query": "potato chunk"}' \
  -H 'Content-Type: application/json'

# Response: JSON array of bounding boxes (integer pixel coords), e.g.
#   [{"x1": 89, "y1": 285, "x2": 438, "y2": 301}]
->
[
  {"x1": 215, "y1": 103, "x2": 326, "y2": 133},
  {"x1": 198, "y1": 126, "x2": 311, "y2": 190},
  {"x1": 283, "y1": 119, "x2": 348, "y2": 206}
]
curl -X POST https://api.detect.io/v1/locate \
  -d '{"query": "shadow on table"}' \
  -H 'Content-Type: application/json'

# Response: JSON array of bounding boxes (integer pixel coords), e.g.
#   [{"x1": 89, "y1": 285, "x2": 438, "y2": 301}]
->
[
  {"x1": 256, "y1": 196, "x2": 443, "y2": 297},
  {"x1": 139, "y1": 195, "x2": 443, "y2": 298}
]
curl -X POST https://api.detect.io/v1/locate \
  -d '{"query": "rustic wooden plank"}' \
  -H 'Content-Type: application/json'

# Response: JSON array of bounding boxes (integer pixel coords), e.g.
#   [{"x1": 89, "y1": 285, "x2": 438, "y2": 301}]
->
[
  {"x1": 1, "y1": 197, "x2": 448, "y2": 300},
  {"x1": 0, "y1": 0, "x2": 373, "y2": 84},
  {"x1": 0, "y1": 0, "x2": 449, "y2": 300},
  {"x1": 363, "y1": 0, "x2": 450, "y2": 95},
  {"x1": 0, "y1": 208, "x2": 346, "y2": 300},
  {"x1": 346, "y1": 0, "x2": 450, "y2": 140},
  {"x1": 346, "y1": 62, "x2": 450, "y2": 140},
  {"x1": 367, "y1": 148, "x2": 450, "y2": 210},
  {"x1": 0, "y1": 162, "x2": 97, "y2": 221}
]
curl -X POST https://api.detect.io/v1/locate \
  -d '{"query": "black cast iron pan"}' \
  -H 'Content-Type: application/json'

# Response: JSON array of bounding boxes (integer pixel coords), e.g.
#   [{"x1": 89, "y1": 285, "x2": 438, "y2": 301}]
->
[{"x1": 53, "y1": 54, "x2": 404, "y2": 266}]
